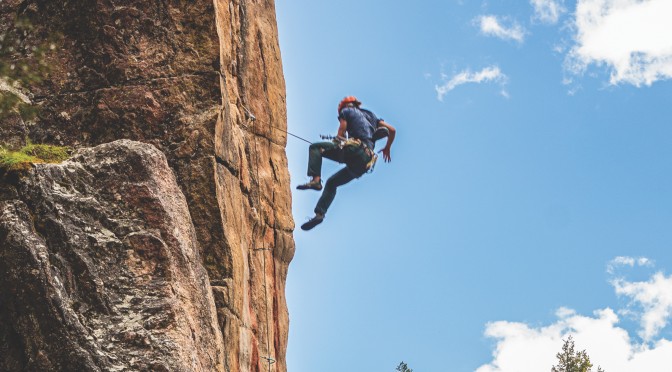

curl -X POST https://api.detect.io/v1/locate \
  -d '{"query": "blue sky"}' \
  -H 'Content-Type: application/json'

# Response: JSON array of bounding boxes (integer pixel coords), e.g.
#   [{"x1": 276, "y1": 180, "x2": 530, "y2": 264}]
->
[{"x1": 276, "y1": 1, "x2": 672, "y2": 371}]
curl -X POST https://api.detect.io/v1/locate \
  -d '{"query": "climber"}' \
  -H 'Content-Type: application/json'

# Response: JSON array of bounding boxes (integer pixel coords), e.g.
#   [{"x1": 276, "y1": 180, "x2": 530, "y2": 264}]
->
[{"x1": 296, "y1": 96, "x2": 396, "y2": 231}]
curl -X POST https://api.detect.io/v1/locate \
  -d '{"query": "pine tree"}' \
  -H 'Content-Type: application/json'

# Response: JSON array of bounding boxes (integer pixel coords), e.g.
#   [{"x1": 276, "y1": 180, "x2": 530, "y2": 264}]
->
[
  {"x1": 551, "y1": 335, "x2": 604, "y2": 372},
  {"x1": 396, "y1": 361, "x2": 413, "y2": 372}
]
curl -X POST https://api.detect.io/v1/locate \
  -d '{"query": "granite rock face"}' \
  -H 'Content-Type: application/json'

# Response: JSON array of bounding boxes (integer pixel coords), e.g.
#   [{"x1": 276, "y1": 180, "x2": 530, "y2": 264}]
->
[
  {"x1": 0, "y1": 140, "x2": 225, "y2": 371},
  {"x1": 1, "y1": 0, "x2": 294, "y2": 371}
]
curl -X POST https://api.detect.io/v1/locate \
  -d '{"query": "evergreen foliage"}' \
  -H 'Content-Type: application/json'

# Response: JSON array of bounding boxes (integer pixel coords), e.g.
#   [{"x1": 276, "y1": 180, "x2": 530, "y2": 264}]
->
[
  {"x1": 551, "y1": 336, "x2": 604, "y2": 372},
  {"x1": 396, "y1": 361, "x2": 413, "y2": 372},
  {"x1": 0, "y1": 16, "x2": 56, "y2": 120}
]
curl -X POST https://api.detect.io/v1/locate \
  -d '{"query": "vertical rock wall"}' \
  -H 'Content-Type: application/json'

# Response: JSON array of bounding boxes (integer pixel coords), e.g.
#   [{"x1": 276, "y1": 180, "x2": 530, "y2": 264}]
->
[
  {"x1": 212, "y1": 1, "x2": 293, "y2": 370},
  {"x1": 0, "y1": 0, "x2": 294, "y2": 371}
]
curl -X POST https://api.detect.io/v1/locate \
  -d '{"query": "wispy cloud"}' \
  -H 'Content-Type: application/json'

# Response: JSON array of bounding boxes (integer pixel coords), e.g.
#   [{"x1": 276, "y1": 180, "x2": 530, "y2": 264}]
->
[
  {"x1": 435, "y1": 66, "x2": 508, "y2": 101},
  {"x1": 530, "y1": 0, "x2": 566, "y2": 24},
  {"x1": 476, "y1": 15, "x2": 526, "y2": 43},
  {"x1": 477, "y1": 259, "x2": 672, "y2": 372},
  {"x1": 607, "y1": 256, "x2": 653, "y2": 274},
  {"x1": 613, "y1": 272, "x2": 672, "y2": 342},
  {"x1": 566, "y1": 0, "x2": 672, "y2": 86}
]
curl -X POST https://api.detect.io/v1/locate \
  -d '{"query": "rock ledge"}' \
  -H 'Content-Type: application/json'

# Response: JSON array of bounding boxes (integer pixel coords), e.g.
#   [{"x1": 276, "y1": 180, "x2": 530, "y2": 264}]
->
[{"x1": 0, "y1": 140, "x2": 225, "y2": 371}]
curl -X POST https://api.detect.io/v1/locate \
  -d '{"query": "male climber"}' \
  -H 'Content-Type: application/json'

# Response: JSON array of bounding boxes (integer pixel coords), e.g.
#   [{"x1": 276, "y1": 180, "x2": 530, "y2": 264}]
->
[{"x1": 296, "y1": 96, "x2": 396, "y2": 231}]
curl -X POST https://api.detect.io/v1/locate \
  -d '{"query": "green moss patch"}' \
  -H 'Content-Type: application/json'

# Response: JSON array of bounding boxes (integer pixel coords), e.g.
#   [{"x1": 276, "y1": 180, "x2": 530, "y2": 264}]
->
[{"x1": 0, "y1": 143, "x2": 71, "y2": 171}]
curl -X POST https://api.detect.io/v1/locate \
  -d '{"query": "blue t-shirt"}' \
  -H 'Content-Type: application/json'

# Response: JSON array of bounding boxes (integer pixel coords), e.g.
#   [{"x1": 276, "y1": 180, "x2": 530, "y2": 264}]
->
[{"x1": 338, "y1": 107, "x2": 378, "y2": 149}]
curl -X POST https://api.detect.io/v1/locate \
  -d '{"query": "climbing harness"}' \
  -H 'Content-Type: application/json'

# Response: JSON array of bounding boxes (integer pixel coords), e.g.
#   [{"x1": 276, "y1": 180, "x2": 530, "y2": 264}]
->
[
  {"x1": 343, "y1": 138, "x2": 377, "y2": 174},
  {"x1": 319, "y1": 135, "x2": 378, "y2": 174}
]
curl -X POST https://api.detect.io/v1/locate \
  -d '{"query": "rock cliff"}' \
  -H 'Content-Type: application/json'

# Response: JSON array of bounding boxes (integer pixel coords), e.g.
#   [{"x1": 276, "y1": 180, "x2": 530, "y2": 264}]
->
[
  {"x1": 0, "y1": 1, "x2": 293, "y2": 371},
  {"x1": 1, "y1": 140, "x2": 226, "y2": 371}
]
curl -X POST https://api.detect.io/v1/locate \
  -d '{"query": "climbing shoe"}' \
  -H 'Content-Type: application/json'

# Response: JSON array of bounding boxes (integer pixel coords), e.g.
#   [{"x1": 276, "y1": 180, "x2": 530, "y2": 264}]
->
[
  {"x1": 296, "y1": 180, "x2": 322, "y2": 191},
  {"x1": 301, "y1": 214, "x2": 324, "y2": 231}
]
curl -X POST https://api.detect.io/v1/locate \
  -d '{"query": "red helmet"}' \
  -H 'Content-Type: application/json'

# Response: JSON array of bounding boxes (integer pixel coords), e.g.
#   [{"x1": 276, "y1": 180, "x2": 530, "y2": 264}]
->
[{"x1": 338, "y1": 96, "x2": 361, "y2": 114}]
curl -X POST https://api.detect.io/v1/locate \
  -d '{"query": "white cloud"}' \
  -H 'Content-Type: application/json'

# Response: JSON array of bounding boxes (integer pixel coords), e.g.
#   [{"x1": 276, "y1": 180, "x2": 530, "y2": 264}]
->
[
  {"x1": 477, "y1": 266, "x2": 672, "y2": 372},
  {"x1": 476, "y1": 15, "x2": 526, "y2": 43},
  {"x1": 566, "y1": 0, "x2": 672, "y2": 86},
  {"x1": 608, "y1": 256, "x2": 654, "y2": 274},
  {"x1": 435, "y1": 66, "x2": 508, "y2": 101},
  {"x1": 531, "y1": 0, "x2": 566, "y2": 24},
  {"x1": 613, "y1": 272, "x2": 672, "y2": 342}
]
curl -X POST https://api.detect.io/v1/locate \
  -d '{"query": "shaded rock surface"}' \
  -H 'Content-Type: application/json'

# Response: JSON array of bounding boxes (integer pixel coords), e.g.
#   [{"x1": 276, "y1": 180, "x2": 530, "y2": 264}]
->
[
  {"x1": 0, "y1": 0, "x2": 294, "y2": 370},
  {"x1": 0, "y1": 140, "x2": 225, "y2": 371}
]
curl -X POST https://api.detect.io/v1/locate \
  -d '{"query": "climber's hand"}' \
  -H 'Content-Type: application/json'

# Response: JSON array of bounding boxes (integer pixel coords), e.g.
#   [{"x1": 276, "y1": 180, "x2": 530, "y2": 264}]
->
[{"x1": 381, "y1": 147, "x2": 392, "y2": 162}]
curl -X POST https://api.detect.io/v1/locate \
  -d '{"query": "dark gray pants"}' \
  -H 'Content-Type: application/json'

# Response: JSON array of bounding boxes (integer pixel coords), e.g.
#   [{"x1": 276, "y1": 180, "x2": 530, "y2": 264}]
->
[{"x1": 306, "y1": 141, "x2": 370, "y2": 215}]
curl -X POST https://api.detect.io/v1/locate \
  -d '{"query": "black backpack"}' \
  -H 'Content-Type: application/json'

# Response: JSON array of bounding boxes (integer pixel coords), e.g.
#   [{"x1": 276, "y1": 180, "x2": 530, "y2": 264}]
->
[{"x1": 359, "y1": 108, "x2": 389, "y2": 143}]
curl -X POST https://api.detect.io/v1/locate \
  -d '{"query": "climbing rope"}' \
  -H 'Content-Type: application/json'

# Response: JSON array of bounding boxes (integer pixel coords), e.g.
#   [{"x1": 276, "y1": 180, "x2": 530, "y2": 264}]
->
[
  {"x1": 273, "y1": 125, "x2": 312, "y2": 145},
  {"x1": 243, "y1": 105, "x2": 312, "y2": 145}
]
